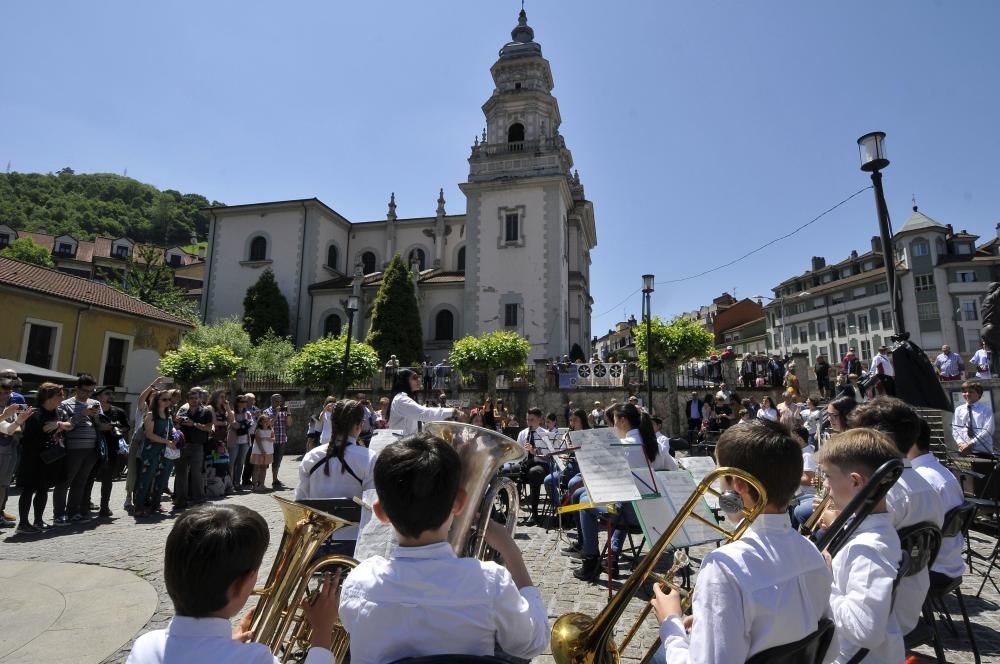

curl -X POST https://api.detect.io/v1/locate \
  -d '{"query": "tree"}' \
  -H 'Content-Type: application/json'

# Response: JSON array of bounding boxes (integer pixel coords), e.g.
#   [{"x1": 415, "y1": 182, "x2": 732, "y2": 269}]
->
[
  {"x1": 179, "y1": 317, "x2": 294, "y2": 373},
  {"x1": 243, "y1": 268, "x2": 290, "y2": 343},
  {"x1": 366, "y1": 254, "x2": 423, "y2": 364},
  {"x1": 158, "y1": 345, "x2": 242, "y2": 386},
  {"x1": 449, "y1": 330, "x2": 531, "y2": 397},
  {"x1": 0, "y1": 237, "x2": 55, "y2": 267},
  {"x1": 634, "y1": 316, "x2": 714, "y2": 436},
  {"x1": 287, "y1": 335, "x2": 380, "y2": 392},
  {"x1": 117, "y1": 244, "x2": 200, "y2": 324}
]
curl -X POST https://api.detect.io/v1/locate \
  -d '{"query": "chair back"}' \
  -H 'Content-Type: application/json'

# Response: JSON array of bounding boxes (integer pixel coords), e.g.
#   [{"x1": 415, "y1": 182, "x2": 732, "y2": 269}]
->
[
  {"x1": 745, "y1": 617, "x2": 835, "y2": 664},
  {"x1": 390, "y1": 656, "x2": 511, "y2": 664},
  {"x1": 896, "y1": 521, "x2": 943, "y2": 579},
  {"x1": 296, "y1": 498, "x2": 362, "y2": 524},
  {"x1": 941, "y1": 500, "x2": 976, "y2": 539}
]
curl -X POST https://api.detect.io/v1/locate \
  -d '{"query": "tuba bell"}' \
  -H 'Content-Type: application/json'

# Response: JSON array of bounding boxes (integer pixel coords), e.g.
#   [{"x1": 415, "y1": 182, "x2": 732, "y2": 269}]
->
[{"x1": 250, "y1": 496, "x2": 358, "y2": 664}]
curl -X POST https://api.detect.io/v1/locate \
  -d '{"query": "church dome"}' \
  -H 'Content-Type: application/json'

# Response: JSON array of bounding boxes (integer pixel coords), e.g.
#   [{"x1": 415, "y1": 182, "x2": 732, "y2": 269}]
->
[{"x1": 498, "y1": 9, "x2": 542, "y2": 60}]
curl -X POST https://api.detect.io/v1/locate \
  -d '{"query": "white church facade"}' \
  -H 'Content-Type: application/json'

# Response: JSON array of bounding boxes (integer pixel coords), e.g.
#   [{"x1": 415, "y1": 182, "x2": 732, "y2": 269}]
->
[{"x1": 200, "y1": 10, "x2": 597, "y2": 362}]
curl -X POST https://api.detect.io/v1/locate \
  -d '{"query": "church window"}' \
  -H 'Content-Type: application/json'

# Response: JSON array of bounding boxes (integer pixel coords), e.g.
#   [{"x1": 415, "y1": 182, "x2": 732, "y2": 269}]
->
[
  {"x1": 361, "y1": 251, "x2": 376, "y2": 274},
  {"x1": 504, "y1": 303, "x2": 519, "y2": 328},
  {"x1": 324, "y1": 314, "x2": 342, "y2": 337},
  {"x1": 507, "y1": 123, "x2": 524, "y2": 150},
  {"x1": 456, "y1": 246, "x2": 466, "y2": 272},
  {"x1": 504, "y1": 213, "x2": 519, "y2": 243},
  {"x1": 435, "y1": 310, "x2": 455, "y2": 341},
  {"x1": 249, "y1": 236, "x2": 267, "y2": 261},
  {"x1": 408, "y1": 248, "x2": 426, "y2": 271},
  {"x1": 327, "y1": 245, "x2": 338, "y2": 270}
]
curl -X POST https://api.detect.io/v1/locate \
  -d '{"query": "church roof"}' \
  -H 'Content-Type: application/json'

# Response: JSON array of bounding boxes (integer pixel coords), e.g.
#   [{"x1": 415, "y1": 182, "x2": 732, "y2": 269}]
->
[
  {"x1": 895, "y1": 206, "x2": 946, "y2": 236},
  {"x1": 498, "y1": 9, "x2": 542, "y2": 60}
]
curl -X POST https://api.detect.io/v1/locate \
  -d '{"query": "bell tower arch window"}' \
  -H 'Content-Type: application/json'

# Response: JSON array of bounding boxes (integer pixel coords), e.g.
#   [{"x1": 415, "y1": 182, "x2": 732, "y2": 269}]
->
[{"x1": 507, "y1": 123, "x2": 524, "y2": 150}]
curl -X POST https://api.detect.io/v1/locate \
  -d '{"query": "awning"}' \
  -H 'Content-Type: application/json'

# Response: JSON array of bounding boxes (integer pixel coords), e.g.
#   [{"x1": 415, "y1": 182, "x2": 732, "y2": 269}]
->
[{"x1": 0, "y1": 358, "x2": 80, "y2": 383}]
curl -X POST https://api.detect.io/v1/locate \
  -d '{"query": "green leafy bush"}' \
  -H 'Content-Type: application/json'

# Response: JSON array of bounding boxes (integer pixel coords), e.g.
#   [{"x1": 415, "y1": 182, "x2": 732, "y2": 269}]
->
[
  {"x1": 0, "y1": 237, "x2": 55, "y2": 267},
  {"x1": 158, "y1": 345, "x2": 242, "y2": 384},
  {"x1": 366, "y1": 254, "x2": 423, "y2": 364},
  {"x1": 449, "y1": 330, "x2": 531, "y2": 375},
  {"x1": 287, "y1": 335, "x2": 379, "y2": 388}
]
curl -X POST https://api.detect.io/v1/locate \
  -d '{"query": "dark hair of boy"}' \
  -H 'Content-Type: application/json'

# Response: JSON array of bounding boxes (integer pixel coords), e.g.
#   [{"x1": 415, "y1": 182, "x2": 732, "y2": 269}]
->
[
  {"x1": 545, "y1": 412, "x2": 558, "y2": 423},
  {"x1": 374, "y1": 432, "x2": 462, "y2": 539},
  {"x1": 36, "y1": 382, "x2": 64, "y2": 404},
  {"x1": 816, "y1": 428, "x2": 902, "y2": 478},
  {"x1": 164, "y1": 504, "x2": 269, "y2": 616},
  {"x1": 714, "y1": 419, "x2": 802, "y2": 508},
  {"x1": 526, "y1": 407, "x2": 543, "y2": 419},
  {"x1": 960, "y1": 380, "x2": 984, "y2": 396},
  {"x1": 76, "y1": 373, "x2": 97, "y2": 387},
  {"x1": 827, "y1": 395, "x2": 858, "y2": 422},
  {"x1": 847, "y1": 396, "x2": 920, "y2": 456},
  {"x1": 915, "y1": 417, "x2": 932, "y2": 454}
]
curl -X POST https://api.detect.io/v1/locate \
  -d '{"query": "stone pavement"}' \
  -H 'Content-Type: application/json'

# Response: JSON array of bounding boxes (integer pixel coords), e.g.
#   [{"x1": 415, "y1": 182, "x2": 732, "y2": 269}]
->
[{"x1": 2, "y1": 461, "x2": 998, "y2": 663}]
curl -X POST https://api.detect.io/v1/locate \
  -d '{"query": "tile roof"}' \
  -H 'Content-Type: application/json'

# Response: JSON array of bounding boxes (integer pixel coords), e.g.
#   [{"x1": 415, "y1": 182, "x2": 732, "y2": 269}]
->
[{"x1": 0, "y1": 256, "x2": 193, "y2": 327}]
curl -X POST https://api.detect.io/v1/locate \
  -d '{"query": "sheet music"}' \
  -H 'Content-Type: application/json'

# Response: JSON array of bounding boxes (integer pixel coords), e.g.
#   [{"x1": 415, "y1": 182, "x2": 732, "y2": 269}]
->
[
  {"x1": 573, "y1": 429, "x2": 641, "y2": 504},
  {"x1": 677, "y1": 456, "x2": 722, "y2": 509},
  {"x1": 538, "y1": 431, "x2": 565, "y2": 471},
  {"x1": 368, "y1": 429, "x2": 403, "y2": 456},
  {"x1": 633, "y1": 470, "x2": 722, "y2": 549},
  {"x1": 353, "y1": 488, "x2": 398, "y2": 561}
]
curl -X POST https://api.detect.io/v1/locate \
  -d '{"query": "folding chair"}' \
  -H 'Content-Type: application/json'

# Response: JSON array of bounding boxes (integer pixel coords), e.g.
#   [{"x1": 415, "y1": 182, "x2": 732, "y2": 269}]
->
[
  {"x1": 897, "y1": 522, "x2": 944, "y2": 663},
  {"x1": 745, "y1": 617, "x2": 835, "y2": 664},
  {"x1": 924, "y1": 501, "x2": 980, "y2": 664}
]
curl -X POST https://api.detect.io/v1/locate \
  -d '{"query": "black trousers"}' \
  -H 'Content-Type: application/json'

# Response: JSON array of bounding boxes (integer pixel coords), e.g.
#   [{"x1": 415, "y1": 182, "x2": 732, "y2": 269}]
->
[{"x1": 523, "y1": 460, "x2": 549, "y2": 517}]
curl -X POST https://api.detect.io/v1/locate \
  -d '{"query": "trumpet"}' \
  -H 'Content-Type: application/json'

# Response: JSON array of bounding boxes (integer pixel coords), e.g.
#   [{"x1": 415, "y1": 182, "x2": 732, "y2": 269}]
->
[{"x1": 550, "y1": 467, "x2": 769, "y2": 664}]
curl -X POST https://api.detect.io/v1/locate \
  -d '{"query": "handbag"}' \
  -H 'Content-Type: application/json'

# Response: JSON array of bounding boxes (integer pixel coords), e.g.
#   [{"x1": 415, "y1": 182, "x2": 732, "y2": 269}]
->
[{"x1": 41, "y1": 444, "x2": 66, "y2": 464}]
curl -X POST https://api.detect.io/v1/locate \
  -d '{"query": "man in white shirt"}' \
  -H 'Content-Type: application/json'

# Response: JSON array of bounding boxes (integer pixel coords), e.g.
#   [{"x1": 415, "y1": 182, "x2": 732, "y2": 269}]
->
[
  {"x1": 971, "y1": 340, "x2": 992, "y2": 379},
  {"x1": 516, "y1": 408, "x2": 552, "y2": 526},
  {"x1": 934, "y1": 345, "x2": 964, "y2": 381},
  {"x1": 870, "y1": 345, "x2": 896, "y2": 396},
  {"x1": 952, "y1": 380, "x2": 995, "y2": 457},
  {"x1": 649, "y1": 421, "x2": 832, "y2": 663},
  {"x1": 849, "y1": 398, "x2": 945, "y2": 635},
  {"x1": 912, "y1": 418, "x2": 966, "y2": 581}
]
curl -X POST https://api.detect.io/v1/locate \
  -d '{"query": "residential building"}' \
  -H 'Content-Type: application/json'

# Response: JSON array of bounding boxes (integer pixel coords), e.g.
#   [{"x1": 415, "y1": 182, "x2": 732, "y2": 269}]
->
[
  {"x1": 200, "y1": 10, "x2": 597, "y2": 361},
  {"x1": 713, "y1": 298, "x2": 766, "y2": 355},
  {"x1": 592, "y1": 318, "x2": 638, "y2": 361},
  {"x1": 0, "y1": 256, "x2": 192, "y2": 403}
]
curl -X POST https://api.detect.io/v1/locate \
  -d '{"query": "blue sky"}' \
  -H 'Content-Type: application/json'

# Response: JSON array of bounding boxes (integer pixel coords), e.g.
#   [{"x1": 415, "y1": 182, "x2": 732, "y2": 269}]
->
[{"x1": 3, "y1": 2, "x2": 998, "y2": 334}]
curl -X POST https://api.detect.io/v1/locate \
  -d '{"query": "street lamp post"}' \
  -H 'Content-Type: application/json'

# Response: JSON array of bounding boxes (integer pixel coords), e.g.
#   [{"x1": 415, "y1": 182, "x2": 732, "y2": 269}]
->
[
  {"x1": 340, "y1": 295, "x2": 360, "y2": 397},
  {"x1": 858, "y1": 131, "x2": 905, "y2": 335},
  {"x1": 642, "y1": 274, "x2": 655, "y2": 415}
]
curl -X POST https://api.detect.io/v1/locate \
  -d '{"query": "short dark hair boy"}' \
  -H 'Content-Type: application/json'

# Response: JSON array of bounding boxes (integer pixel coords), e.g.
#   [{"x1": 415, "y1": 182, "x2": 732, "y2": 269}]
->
[
  {"x1": 373, "y1": 432, "x2": 462, "y2": 540},
  {"x1": 714, "y1": 419, "x2": 802, "y2": 508},
  {"x1": 848, "y1": 396, "x2": 920, "y2": 456}
]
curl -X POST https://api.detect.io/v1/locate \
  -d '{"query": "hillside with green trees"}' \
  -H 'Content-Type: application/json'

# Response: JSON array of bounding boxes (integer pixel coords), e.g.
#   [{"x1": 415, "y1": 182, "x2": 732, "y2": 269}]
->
[{"x1": 0, "y1": 168, "x2": 223, "y2": 244}]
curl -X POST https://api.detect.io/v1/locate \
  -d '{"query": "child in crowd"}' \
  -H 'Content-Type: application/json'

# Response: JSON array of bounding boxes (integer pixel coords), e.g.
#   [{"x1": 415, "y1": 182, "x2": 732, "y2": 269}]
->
[
  {"x1": 249, "y1": 415, "x2": 274, "y2": 492},
  {"x1": 649, "y1": 420, "x2": 832, "y2": 663},
  {"x1": 339, "y1": 432, "x2": 548, "y2": 664},
  {"x1": 816, "y1": 429, "x2": 904, "y2": 664},
  {"x1": 127, "y1": 504, "x2": 339, "y2": 663}
]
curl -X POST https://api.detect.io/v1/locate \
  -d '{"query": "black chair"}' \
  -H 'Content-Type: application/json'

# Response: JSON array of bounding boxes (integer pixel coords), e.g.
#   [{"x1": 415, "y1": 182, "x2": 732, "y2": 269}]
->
[
  {"x1": 923, "y1": 501, "x2": 980, "y2": 664},
  {"x1": 296, "y1": 498, "x2": 363, "y2": 524},
  {"x1": 390, "y1": 656, "x2": 511, "y2": 664},
  {"x1": 965, "y1": 459, "x2": 1000, "y2": 597},
  {"x1": 897, "y1": 522, "x2": 944, "y2": 662},
  {"x1": 745, "y1": 617, "x2": 835, "y2": 664}
]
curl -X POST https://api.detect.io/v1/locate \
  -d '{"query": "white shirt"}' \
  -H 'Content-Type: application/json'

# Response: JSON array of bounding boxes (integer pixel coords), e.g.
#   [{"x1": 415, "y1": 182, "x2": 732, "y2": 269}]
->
[
  {"x1": 126, "y1": 616, "x2": 333, "y2": 664},
  {"x1": 798, "y1": 446, "x2": 818, "y2": 497},
  {"x1": 619, "y1": 428, "x2": 677, "y2": 471},
  {"x1": 886, "y1": 463, "x2": 945, "y2": 633},
  {"x1": 869, "y1": 353, "x2": 895, "y2": 377},
  {"x1": 757, "y1": 407, "x2": 778, "y2": 422},
  {"x1": 911, "y1": 452, "x2": 966, "y2": 578},
  {"x1": 825, "y1": 513, "x2": 904, "y2": 664},
  {"x1": 386, "y1": 393, "x2": 453, "y2": 436},
  {"x1": 952, "y1": 400, "x2": 995, "y2": 455},
  {"x1": 971, "y1": 348, "x2": 991, "y2": 379},
  {"x1": 661, "y1": 514, "x2": 832, "y2": 663},
  {"x1": 934, "y1": 351, "x2": 963, "y2": 377},
  {"x1": 339, "y1": 541, "x2": 548, "y2": 664},
  {"x1": 295, "y1": 440, "x2": 376, "y2": 541}
]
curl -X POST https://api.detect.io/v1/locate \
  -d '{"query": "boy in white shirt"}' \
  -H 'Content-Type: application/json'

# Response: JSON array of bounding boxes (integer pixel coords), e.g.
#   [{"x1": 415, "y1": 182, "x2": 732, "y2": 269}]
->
[
  {"x1": 817, "y1": 428, "x2": 904, "y2": 664},
  {"x1": 339, "y1": 432, "x2": 548, "y2": 664},
  {"x1": 649, "y1": 420, "x2": 833, "y2": 663},
  {"x1": 911, "y1": 418, "x2": 967, "y2": 582},
  {"x1": 848, "y1": 397, "x2": 945, "y2": 635},
  {"x1": 127, "y1": 504, "x2": 339, "y2": 664}
]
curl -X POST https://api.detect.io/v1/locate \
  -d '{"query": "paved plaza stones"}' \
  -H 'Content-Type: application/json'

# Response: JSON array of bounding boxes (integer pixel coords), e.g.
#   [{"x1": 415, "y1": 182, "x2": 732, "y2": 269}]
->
[{"x1": 2, "y1": 463, "x2": 998, "y2": 663}]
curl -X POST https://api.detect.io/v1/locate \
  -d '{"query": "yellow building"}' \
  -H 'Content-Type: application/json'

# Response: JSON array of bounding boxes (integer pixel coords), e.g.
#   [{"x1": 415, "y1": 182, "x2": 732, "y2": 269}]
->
[{"x1": 0, "y1": 256, "x2": 192, "y2": 402}]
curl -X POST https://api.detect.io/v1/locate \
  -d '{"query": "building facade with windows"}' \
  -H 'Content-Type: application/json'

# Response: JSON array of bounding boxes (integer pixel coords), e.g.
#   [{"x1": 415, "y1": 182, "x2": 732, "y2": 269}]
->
[
  {"x1": 0, "y1": 256, "x2": 191, "y2": 401},
  {"x1": 763, "y1": 206, "x2": 1000, "y2": 366},
  {"x1": 200, "y1": 10, "x2": 597, "y2": 361}
]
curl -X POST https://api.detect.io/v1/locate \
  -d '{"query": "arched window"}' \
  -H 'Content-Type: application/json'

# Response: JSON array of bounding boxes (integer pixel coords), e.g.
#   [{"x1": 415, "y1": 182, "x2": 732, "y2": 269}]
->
[
  {"x1": 435, "y1": 310, "x2": 455, "y2": 341},
  {"x1": 507, "y1": 123, "x2": 524, "y2": 143},
  {"x1": 249, "y1": 236, "x2": 267, "y2": 261},
  {"x1": 324, "y1": 314, "x2": 342, "y2": 337},
  {"x1": 361, "y1": 251, "x2": 377, "y2": 275},
  {"x1": 408, "y1": 248, "x2": 426, "y2": 271},
  {"x1": 327, "y1": 245, "x2": 338, "y2": 270},
  {"x1": 456, "y1": 246, "x2": 466, "y2": 272}
]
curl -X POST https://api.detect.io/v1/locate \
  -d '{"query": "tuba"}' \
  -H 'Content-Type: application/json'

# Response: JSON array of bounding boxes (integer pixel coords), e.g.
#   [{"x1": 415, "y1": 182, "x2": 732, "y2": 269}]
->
[
  {"x1": 550, "y1": 467, "x2": 769, "y2": 664},
  {"x1": 250, "y1": 497, "x2": 358, "y2": 664},
  {"x1": 424, "y1": 421, "x2": 525, "y2": 559}
]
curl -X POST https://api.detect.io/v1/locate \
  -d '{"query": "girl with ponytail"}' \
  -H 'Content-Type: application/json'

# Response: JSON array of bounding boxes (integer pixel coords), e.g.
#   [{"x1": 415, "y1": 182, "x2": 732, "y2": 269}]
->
[
  {"x1": 614, "y1": 403, "x2": 677, "y2": 471},
  {"x1": 296, "y1": 399, "x2": 377, "y2": 507}
]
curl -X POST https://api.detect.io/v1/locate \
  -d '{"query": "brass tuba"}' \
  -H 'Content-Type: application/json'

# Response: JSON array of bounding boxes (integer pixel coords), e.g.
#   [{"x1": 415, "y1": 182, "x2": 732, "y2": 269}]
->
[
  {"x1": 250, "y1": 497, "x2": 358, "y2": 664},
  {"x1": 424, "y1": 421, "x2": 525, "y2": 559},
  {"x1": 550, "y1": 467, "x2": 769, "y2": 664}
]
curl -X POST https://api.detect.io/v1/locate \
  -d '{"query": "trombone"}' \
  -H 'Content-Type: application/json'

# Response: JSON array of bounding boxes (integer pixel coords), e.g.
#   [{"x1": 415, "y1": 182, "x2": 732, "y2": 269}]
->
[
  {"x1": 815, "y1": 458, "x2": 903, "y2": 556},
  {"x1": 550, "y1": 467, "x2": 769, "y2": 664}
]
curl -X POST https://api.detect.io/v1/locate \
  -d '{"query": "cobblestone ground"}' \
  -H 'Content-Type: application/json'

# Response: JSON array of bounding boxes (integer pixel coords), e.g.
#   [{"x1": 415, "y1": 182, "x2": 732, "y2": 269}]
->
[{"x1": 2, "y1": 461, "x2": 998, "y2": 663}]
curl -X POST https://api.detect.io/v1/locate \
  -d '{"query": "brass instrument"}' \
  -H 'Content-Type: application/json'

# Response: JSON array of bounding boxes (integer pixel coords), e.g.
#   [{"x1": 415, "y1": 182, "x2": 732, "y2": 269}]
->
[
  {"x1": 551, "y1": 467, "x2": 769, "y2": 664},
  {"x1": 799, "y1": 465, "x2": 830, "y2": 538},
  {"x1": 250, "y1": 497, "x2": 358, "y2": 664},
  {"x1": 816, "y1": 458, "x2": 904, "y2": 557},
  {"x1": 424, "y1": 421, "x2": 525, "y2": 559}
]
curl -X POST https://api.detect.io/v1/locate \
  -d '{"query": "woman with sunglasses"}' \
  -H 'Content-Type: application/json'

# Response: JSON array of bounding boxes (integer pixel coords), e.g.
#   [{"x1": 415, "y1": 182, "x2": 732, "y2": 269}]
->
[
  {"x1": 133, "y1": 390, "x2": 177, "y2": 517},
  {"x1": 385, "y1": 369, "x2": 454, "y2": 435}
]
